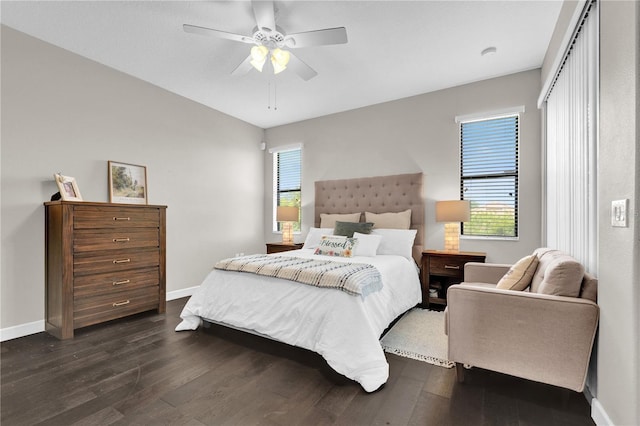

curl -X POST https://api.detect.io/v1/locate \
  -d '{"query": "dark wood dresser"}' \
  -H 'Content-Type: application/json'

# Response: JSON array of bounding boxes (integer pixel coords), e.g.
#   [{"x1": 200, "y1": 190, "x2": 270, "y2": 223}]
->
[{"x1": 44, "y1": 201, "x2": 167, "y2": 339}]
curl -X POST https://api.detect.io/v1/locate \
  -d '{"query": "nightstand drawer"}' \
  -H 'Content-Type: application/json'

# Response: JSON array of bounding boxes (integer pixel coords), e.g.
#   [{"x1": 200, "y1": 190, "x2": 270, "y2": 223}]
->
[{"x1": 429, "y1": 257, "x2": 467, "y2": 277}]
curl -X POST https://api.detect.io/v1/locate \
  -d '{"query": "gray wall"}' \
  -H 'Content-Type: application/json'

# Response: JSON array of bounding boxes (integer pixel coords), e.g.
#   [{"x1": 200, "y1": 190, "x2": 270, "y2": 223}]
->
[
  {"x1": 264, "y1": 70, "x2": 542, "y2": 264},
  {"x1": 596, "y1": 2, "x2": 639, "y2": 425},
  {"x1": 1, "y1": 26, "x2": 265, "y2": 331}
]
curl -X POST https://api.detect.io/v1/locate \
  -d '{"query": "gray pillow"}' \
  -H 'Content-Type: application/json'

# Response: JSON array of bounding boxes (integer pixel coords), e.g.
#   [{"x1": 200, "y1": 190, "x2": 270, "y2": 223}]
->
[{"x1": 334, "y1": 221, "x2": 374, "y2": 238}]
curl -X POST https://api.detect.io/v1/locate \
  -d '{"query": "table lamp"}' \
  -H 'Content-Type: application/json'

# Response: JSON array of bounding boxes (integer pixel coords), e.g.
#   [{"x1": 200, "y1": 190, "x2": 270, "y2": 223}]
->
[
  {"x1": 436, "y1": 200, "x2": 470, "y2": 252},
  {"x1": 277, "y1": 206, "x2": 299, "y2": 245}
]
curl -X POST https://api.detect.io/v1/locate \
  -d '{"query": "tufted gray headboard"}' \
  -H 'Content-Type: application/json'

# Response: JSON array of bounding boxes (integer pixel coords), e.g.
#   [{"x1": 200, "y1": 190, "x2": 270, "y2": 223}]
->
[{"x1": 314, "y1": 173, "x2": 424, "y2": 264}]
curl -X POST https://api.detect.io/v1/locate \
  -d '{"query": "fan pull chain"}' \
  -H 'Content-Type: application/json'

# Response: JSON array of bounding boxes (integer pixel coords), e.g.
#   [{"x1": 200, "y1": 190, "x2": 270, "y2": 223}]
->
[{"x1": 267, "y1": 82, "x2": 278, "y2": 111}]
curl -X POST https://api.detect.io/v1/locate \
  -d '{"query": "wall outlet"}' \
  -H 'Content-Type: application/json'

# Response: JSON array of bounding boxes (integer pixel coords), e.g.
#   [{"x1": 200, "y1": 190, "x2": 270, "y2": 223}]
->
[{"x1": 611, "y1": 199, "x2": 628, "y2": 227}]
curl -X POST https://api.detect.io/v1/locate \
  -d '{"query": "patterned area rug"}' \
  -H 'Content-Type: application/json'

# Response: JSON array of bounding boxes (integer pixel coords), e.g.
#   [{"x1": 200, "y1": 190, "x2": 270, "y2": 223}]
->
[{"x1": 380, "y1": 308, "x2": 454, "y2": 368}]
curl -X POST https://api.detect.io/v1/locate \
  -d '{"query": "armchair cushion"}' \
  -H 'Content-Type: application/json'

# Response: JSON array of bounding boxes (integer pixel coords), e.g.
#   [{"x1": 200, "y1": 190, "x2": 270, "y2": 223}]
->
[
  {"x1": 580, "y1": 272, "x2": 598, "y2": 302},
  {"x1": 531, "y1": 249, "x2": 584, "y2": 297},
  {"x1": 496, "y1": 254, "x2": 539, "y2": 291}
]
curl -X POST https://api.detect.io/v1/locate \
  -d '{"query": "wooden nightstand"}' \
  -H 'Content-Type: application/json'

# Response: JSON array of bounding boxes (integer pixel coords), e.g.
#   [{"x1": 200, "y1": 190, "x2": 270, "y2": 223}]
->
[
  {"x1": 266, "y1": 242, "x2": 304, "y2": 254},
  {"x1": 421, "y1": 250, "x2": 486, "y2": 309}
]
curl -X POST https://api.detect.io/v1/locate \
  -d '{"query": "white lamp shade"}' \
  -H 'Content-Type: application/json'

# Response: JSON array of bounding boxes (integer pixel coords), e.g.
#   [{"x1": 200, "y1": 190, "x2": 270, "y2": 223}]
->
[
  {"x1": 271, "y1": 48, "x2": 290, "y2": 74},
  {"x1": 250, "y1": 45, "x2": 268, "y2": 72},
  {"x1": 436, "y1": 200, "x2": 470, "y2": 223},
  {"x1": 277, "y1": 206, "x2": 299, "y2": 222}
]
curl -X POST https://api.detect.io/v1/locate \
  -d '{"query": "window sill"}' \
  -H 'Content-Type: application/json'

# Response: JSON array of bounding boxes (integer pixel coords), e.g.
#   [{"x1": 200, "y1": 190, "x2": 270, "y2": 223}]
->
[{"x1": 460, "y1": 235, "x2": 519, "y2": 242}]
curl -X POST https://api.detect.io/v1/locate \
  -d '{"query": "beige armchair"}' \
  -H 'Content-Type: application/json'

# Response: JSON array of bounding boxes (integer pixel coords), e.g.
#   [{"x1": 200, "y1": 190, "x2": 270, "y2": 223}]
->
[{"x1": 445, "y1": 248, "x2": 599, "y2": 392}]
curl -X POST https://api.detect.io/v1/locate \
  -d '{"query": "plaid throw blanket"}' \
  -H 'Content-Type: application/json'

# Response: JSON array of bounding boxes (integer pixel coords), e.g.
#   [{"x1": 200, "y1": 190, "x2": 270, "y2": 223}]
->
[{"x1": 214, "y1": 254, "x2": 383, "y2": 298}]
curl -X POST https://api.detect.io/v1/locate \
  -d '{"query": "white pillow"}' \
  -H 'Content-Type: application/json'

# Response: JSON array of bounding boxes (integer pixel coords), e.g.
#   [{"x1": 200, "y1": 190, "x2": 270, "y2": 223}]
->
[
  {"x1": 352, "y1": 232, "x2": 383, "y2": 257},
  {"x1": 371, "y1": 228, "x2": 417, "y2": 261},
  {"x1": 302, "y1": 227, "x2": 334, "y2": 249},
  {"x1": 319, "y1": 212, "x2": 361, "y2": 228},
  {"x1": 365, "y1": 209, "x2": 411, "y2": 229}
]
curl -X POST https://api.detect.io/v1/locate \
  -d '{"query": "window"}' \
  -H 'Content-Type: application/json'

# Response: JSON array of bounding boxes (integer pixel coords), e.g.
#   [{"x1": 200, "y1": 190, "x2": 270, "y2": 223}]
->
[
  {"x1": 272, "y1": 146, "x2": 301, "y2": 232},
  {"x1": 459, "y1": 114, "x2": 519, "y2": 238}
]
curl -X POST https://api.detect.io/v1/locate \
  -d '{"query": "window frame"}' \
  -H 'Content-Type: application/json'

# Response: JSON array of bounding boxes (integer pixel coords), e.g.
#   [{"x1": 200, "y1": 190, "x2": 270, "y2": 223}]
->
[
  {"x1": 456, "y1": 109, "x2": 523, "y2": 240},
  {"x1": 271, "y1": 144, "x2": 302, "y2": 233}
]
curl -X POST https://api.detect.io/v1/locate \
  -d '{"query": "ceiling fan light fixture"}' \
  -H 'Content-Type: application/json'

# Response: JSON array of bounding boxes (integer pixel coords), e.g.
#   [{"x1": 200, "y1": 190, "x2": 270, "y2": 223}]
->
[
  {"x1": 250, "y1": 45, "x2": 269, "y2": 71},
  {"x1": 271, "y1": 48, "x2": 291, "y2": 74}
]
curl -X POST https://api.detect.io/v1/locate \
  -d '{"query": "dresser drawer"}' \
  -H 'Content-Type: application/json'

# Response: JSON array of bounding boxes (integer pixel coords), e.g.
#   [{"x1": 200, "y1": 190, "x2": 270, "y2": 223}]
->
[
  {"x1": 74, "y1": 248, "x2": 160, "y2": 276},
  {"x1": 73, "y1": 206, "x2": 160, "y2": 229},
  {"x1": 74, "y1": 286, "x2": 160, "y2": 329},
  {"x1": 74, "y1": 267, "x2": 160, "y2": 298},
  {"x1": 429, "y1": 257, "x2": 466, "y2": 277},
  {"x1": 74, "y1": 229, "x2": 159, "y2": 252}
]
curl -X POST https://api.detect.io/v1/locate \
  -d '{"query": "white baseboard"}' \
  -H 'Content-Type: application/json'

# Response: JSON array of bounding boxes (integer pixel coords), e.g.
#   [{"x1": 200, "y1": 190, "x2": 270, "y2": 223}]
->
[
  {"x1": 591, "y1": 398, "x2": 614, "y2": 426},
  {"x1": 1, "y1": 287, "x2": 198, "y2": 342},
  {"x1": 0, "y1": 320, "x2": 45, "y2": 342},
  {"x1": 167, "y1": 286, "x2": 198, "y2": 301}
]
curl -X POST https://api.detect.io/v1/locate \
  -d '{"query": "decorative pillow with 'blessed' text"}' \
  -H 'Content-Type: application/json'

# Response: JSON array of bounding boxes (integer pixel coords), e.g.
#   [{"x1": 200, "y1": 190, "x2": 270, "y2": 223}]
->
[{"x1": 313, "y1": 235, "x2": 358, "y2": 257}]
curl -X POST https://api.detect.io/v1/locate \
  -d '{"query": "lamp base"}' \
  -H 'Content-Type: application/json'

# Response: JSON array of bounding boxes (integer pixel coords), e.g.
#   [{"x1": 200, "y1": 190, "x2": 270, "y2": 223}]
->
[
  {"x1": 443, "y1": 222, "x2": 461, "y2": 252},
  {"x1": 281, "y1": 222, "x2": 294, "y2": 245}
]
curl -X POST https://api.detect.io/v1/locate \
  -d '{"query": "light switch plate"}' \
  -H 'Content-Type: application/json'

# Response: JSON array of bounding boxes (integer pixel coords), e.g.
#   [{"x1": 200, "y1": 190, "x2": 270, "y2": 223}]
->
[{"x1": 611, "y1": 199, "x2": 628, "y2": 227}]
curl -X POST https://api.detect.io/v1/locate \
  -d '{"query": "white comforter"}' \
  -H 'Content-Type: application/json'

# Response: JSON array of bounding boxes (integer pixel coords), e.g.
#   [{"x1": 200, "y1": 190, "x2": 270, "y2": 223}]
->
[{"x1": 175, "y1": 249, "x2": 422, "y2": 392}]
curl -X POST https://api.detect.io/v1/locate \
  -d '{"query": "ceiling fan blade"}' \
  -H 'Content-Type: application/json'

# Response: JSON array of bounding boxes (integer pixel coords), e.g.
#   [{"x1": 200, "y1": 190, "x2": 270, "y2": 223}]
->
[
  {"x1": 287, "y1": 53, "x2": 318, "y2": 81},
  {"x1": 231, "y1": 55, "x2": 254, "y2": 76},
  {"x1": 252, "y1": 0, "x2": 276, "y2": 33},
  {"x1": 183, "y1": 24, "x2": 254, "y2": 44},
  {"x1": 285, "y1": 27, "x2": 348, "y2": 48}
]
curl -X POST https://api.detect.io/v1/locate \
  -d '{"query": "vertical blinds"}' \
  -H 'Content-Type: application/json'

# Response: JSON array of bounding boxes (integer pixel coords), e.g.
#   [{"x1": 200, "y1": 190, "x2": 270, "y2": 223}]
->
[
  {"x1": 460, "y1": 115, "x2": 519, "y2": 237},
  {"x1": 544, "y1": 0, "x2": 597, "y2": 273}
]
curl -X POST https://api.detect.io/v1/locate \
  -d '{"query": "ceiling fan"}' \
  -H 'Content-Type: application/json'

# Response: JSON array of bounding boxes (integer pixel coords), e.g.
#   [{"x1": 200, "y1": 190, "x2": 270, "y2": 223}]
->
[{"x1": 183, "y1": 0, "x2": 348, "y2": 81}]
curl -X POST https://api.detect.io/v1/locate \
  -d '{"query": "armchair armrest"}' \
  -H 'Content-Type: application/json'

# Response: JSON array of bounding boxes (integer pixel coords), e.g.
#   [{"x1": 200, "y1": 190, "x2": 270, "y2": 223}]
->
[
  {"x1": 446, "y1": 285, "x2": 599, "y2": 392},
  {"x1": 464, "y1": 262, "x2": 511, "y2": 284}
]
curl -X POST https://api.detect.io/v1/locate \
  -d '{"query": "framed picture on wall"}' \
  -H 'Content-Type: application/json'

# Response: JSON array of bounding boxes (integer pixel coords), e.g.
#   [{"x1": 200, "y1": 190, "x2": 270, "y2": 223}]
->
[
  {"x1": 108, "y1": 161, "x2": 148, "y2": 204},
  {"x1": 54, "y1": 173, "x2": 83, "y2": 201}
]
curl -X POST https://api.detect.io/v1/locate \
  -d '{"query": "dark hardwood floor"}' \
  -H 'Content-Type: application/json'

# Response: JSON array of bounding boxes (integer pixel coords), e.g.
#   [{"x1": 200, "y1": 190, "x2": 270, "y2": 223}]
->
[{"x1": 1, "y1": 298, "x2": 594, "y2": 425}]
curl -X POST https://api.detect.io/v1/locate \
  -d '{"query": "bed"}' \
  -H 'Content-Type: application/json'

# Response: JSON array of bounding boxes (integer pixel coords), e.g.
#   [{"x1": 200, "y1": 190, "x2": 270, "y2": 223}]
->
[{"x1": 176, "y1": 173, "x2": 424, "y2": 392}]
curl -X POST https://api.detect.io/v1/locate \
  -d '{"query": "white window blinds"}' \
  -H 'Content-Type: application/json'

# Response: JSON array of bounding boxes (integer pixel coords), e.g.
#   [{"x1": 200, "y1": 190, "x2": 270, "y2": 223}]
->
[
  {"x1": 459, "y1": 115, "x2": 519, "y2": 238},
  {"x1": 543, "y1": 0, "x2": 597, "y2": 273}
]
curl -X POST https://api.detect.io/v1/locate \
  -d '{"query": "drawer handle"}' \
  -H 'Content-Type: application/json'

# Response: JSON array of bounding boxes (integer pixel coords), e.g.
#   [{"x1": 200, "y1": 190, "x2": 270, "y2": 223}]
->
[
  {"x1": 113, "y1": 217, "x2": 131, "y2": 221},
  {"x1": 113, "y1": 238, "x2": 131, "y2": 243},
  {"x1": 112, "y1": 279, "x2": 130, "y2": 286},
  {"x1": 113, "y1": 300, "x2": 131, "y2": 307},
  {"x1": 113, "y1": 258, "x2": 131, "y2": 264},
  {"x1": 444, "y1": 265, "x2": 461, "y2": 270}
]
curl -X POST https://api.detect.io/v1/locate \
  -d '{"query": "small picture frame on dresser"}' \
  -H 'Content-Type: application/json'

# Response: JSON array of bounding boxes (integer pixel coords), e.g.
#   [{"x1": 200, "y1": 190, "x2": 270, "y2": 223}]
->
[
  {"x1": 108, "y1": 161, "x2": 148, "y2": 204},
  {"x1": 54, "y1": 173, "x2": 83, "y2": 201}
]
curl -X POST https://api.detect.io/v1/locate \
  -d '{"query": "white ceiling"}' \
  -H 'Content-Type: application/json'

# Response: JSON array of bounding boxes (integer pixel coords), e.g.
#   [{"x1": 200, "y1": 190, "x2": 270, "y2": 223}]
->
[{"x1": 1, "y1": 1, "x2": 562, "y2": 129}]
